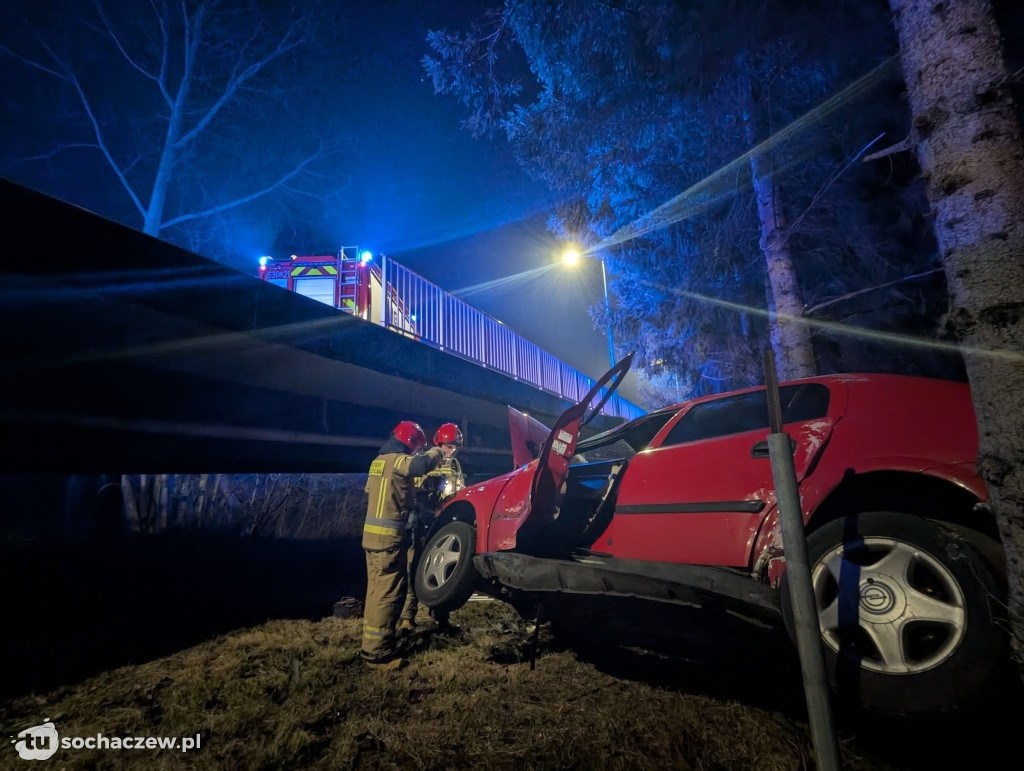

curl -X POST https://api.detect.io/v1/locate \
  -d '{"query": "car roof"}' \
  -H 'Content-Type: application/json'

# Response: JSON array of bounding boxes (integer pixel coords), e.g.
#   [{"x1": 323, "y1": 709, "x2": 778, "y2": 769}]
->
[
  {"x1": 652, "y1": 373, "x2": 965, "y2": 412},
  {"x1": 578, "y1": 373, "x2": 970, "y2": 449}
]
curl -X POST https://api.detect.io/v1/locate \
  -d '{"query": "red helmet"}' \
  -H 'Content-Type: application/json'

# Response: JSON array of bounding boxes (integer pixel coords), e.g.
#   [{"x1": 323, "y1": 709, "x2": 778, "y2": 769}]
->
[
  {"x1": 433, "y1": 422, "x2": 464, "y2": 448},
  {"x1": 393, "y1": 421, "x2": 427, "y2": 452}
]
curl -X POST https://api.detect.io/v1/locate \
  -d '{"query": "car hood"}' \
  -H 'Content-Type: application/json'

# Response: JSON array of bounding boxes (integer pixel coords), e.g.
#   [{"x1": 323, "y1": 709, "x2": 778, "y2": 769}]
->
[{"x1": 508, "y1": 407, "x2": 552, "y2": 468}]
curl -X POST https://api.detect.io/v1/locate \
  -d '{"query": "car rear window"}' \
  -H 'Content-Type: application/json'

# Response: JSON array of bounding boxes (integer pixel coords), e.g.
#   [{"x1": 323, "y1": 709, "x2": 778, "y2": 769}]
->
[{"x1": 662, "y1": 383, "x2": 830, "y2": 446}]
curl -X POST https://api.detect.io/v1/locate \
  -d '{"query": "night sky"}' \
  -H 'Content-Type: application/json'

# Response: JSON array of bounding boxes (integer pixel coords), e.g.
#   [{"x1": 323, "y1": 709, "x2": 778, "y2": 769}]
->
[{"x1": 0, "y1": 0, "x2": 642, "y2": 403}]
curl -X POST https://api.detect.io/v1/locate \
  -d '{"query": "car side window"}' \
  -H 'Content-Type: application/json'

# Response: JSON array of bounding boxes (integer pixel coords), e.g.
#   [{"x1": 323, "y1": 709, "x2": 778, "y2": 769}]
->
[
  {"x1": 661, "y1": 384, "x2": 830, "y2": 446},
  {"x1": 573, "y1": 410, "x2": 678, "y2": 462}
]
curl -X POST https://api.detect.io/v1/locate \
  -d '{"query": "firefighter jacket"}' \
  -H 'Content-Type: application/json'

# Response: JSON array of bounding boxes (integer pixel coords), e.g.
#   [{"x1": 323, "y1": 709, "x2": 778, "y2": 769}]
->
[
  {"x1": 414, "y1": 457, "x2": 465, "y2": 500},
  {"x1": 363, "y1": 442, "x2": 445, "y2": 551}
]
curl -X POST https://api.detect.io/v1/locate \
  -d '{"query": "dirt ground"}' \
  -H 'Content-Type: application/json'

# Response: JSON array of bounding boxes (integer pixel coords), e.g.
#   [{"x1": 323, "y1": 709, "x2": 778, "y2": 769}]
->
[{"x1": 2, "y1": 534, "x2": 1020, "y2": 769}]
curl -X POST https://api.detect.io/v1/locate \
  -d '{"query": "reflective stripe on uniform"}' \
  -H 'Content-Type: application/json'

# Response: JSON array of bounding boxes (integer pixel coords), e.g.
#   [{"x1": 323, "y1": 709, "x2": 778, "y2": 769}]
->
[
  {"x1": 363, "y1": 451, "x2": 428, "y2": 550},
  {"x1": 362, "y1": 623, "x2": 388, "y2": 638},
  {"x1": 363, "y1": 523, "x2": 401, "y2": 536},
  {"x1": 375, "y1": 479, "x2": 388, "y2": 520},
  {"x1": 365, "y1": 512, "x2": 407, "y2": 526}
]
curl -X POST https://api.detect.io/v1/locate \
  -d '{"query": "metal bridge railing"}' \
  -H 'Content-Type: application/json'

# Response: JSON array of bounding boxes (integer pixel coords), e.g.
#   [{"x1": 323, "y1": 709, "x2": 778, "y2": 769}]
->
[{"x1": 376, "y1": 255, "x2": 645, "y2": 421}]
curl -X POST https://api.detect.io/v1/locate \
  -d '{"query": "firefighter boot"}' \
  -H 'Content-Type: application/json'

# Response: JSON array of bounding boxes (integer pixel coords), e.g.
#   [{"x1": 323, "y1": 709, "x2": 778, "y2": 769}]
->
[{"x1": 364, "y1": 656, "x2": 407, "y2": 672}]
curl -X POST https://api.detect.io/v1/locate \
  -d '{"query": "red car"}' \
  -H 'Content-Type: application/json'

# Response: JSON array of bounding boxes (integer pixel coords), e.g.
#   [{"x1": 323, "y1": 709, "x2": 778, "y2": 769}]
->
[{"x1": 414, "y1": 355, "x2": 1007, "y2": 715}]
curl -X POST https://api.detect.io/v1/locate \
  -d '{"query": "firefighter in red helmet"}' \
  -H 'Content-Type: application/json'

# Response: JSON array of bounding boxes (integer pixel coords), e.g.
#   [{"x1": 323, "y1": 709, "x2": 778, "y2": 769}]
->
[
  {"x1": 433, "y1": 422, "x2": 464, "y2": 449},
  {"x1": 361, "y1": 420, "x2": 449, "y2": 670},
  {"x1": 399, "y1": 422, "x2": 466, "y2": 636}
]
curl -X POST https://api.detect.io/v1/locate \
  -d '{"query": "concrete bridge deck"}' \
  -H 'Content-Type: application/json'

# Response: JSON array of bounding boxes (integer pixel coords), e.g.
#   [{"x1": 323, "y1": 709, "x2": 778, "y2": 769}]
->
[{"x1": 0, "y1": 178, "x2": 628, "y2": 477}]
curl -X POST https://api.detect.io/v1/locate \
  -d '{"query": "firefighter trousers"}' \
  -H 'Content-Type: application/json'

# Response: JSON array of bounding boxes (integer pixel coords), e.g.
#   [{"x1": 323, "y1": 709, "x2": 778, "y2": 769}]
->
[
  {"x1": 399, "y1": 538, "x2": 418, "y2": 625},
  {"x1": 361, "y1": 546, "x2": 408, "y2": 661}
]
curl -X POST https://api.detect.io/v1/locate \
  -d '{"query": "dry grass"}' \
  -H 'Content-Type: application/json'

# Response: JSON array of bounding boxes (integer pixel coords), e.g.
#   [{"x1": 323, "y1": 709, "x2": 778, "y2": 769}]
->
[{"x1": 0, "y1": 601, "x2": 900, "y2": 771}]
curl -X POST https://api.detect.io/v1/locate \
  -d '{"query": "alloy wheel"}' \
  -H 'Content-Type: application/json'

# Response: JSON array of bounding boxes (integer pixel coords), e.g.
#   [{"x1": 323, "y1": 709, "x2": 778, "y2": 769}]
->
[{"x1": 811, "y1": 536, "x2": 966, "y2": 675}]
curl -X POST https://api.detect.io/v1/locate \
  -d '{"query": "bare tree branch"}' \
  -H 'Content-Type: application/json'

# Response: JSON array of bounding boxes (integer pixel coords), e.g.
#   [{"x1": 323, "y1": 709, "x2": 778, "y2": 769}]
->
[
  {"x1": 783, "y1": 132, "x2": 885, "y2": 242},
  {"x1": 96, "y1": 0, "x2": 172, "y2": 107},
  {"x1": 862, "y1": 135, "x2": 912, "y2": 162},
  {"x1": 159, "y1": 147, "x2": 321, "y2": 228},
  {"x1": 23, "y1": 143, "x2": 101, "y2": 161},
  {"x1": 173, "y1": 21, "x2": 304, "y2": 150},
  {"x1": 14, "y1": 31, "x2": 149, "y2": 218},
  {"x1": 0, "y1": 45, "x2": 69, "y2": 81},
  {"x1": 233, "y1": 24, "x2": 266, "y2": 81},
  {"x1": 66, "y1": 70, "x2": 149, "y2": 218},
  {"x1": 803, "y1": 268, "x2": 942, "y2": 316},
  {"x1": 177, "y1": 0, "x2": 201, "y2": 105},
  {"x1": 123, "y1": 150, "x2": 145, "y2": 174},
  {"x1": 281, "y1": 183, "x2": 330, "y2": 201},
  {"x1": 150, "y1": 0, "x2": 171, "y2": 94}
]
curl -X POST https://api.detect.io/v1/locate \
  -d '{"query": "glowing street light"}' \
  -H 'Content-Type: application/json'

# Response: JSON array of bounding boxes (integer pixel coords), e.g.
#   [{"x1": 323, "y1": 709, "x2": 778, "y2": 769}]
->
[{"x1": 561, "y1": 246, "x2": 616, "y2": 370}]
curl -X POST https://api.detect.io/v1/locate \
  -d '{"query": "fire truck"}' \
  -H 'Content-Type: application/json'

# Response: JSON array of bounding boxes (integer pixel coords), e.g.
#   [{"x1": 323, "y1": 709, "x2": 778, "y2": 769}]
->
[{"x1": 258, "y1": 247, "x2": 416, "y2": 336}]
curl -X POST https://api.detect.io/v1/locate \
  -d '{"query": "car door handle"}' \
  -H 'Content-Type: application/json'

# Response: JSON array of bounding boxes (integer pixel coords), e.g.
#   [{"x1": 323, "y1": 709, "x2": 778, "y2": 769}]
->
[{"x1": 751, "y1": 438, "x2": 796, "y2": 458}]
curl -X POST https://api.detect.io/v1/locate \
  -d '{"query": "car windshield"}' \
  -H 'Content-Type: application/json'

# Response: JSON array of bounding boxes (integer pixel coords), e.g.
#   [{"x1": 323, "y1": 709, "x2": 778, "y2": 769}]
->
[{"x1": 573, "y1": 409, "x2": 678, "y2": 463}]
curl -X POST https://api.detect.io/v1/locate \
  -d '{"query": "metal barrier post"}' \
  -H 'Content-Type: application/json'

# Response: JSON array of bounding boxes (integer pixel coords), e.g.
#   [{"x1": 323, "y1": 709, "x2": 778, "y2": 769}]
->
[
  {"x1": 763, "y1": 349, "x2": 840, "y2": 771},
  {"x1": 379, "y1": 252, "x2": 388, "y2": 328}
]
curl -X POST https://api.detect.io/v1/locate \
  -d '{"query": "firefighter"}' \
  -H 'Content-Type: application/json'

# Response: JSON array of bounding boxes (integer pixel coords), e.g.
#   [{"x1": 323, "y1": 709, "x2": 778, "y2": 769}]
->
[
  {"x1": 361, "y1": 420, "x2": 449, "y2": 670},
  {"x1": 398, "y1": 422, "x2": 465, "y2": 637}
]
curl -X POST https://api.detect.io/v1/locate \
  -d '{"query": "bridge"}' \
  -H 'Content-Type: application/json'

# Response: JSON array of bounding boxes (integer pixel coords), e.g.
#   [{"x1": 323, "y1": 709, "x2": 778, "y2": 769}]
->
[{"x1": 0, "y1": 178, "x2": 644, "y2": 479}]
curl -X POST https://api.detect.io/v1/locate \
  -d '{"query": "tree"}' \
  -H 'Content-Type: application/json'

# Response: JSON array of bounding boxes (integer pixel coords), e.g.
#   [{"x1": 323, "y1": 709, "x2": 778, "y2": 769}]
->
[
  {"x1": 423, "y1": 0, "x2": 920, "y2": 399},
  {"x1": 425, "y1": 2, "x2": 756, "y2": 395},
  {"x1": 1, "y1": 0, "x2": 331, "y2": 244},
  {"x1": 888, "y1": 0, "x2": 1024, "y2": 664}
]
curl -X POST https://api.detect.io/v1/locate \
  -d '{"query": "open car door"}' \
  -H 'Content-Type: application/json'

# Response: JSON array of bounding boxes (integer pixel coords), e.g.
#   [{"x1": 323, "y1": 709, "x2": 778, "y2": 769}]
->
[
  {"x1": 530, "y1": 353, "x2": 633, "y2": 526},
  {"x1": 490, "y1": 354, "x2": 633, "y2": 551}
]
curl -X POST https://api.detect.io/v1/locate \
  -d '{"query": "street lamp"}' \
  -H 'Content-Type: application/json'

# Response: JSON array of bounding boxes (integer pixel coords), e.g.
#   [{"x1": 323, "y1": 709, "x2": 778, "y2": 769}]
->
[{"x1": 561, "y1": 247, "x2": 616, "y2": 370}]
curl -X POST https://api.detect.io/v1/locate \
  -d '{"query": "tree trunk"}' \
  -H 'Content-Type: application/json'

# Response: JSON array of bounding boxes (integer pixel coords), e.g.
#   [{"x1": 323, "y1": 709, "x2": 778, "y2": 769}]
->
[
  {"x1": 142, "y1": 154, "x2": 173, "y2": 235},
  {"x1": 743, "y1": 93, "x2": 817, "y2": 382},
  {"x1": 121, "y1": 475, "x2": 140, "y2": 533},
  {"x1": 143, "y1": 41, "x2": 193, "y2": 236},
  {"x1": 748, "y1": 151, "x2": 818, "y2": 381},
  {"x1": 143, "y1": 122, "x2": 183, "y2": 235},
  {"x1": 890, "y1": 0, "x2": 1024, "y2": 664},
  {"x1": 195, "y1": 473, "x2": 213, "y2": 528},
  {"x1": 156, "y1": 474, "x2": 169, "y2": 531},
  {"x1": 139, "y1": 474, "x2": 153, "y2": 533}
]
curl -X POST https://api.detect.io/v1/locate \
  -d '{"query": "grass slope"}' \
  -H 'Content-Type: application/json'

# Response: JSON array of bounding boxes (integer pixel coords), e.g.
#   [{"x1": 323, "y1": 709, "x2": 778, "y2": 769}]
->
[{"x1": 2, "y1": 601, "x2": 896, "y2": 771}]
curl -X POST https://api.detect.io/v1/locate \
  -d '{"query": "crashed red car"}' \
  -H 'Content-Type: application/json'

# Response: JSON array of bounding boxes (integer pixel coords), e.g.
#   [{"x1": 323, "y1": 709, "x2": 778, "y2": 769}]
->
[{"x1": 414, "y1": 355, "x2": 1008, "y2": 715}]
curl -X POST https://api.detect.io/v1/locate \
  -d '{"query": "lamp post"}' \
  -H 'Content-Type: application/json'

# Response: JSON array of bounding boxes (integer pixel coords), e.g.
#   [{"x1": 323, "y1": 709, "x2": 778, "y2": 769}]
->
[{"x1": 562, "y1": 248, "x2": 616, "y2": 370}]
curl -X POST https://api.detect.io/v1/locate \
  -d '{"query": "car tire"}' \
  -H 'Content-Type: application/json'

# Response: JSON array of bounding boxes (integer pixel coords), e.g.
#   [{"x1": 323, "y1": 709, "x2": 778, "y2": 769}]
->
[
  {"x1": 414, "y1": 520, "x2": 479, "y2": 614},
  {"x1": 780, "y1": 511, "x2": 1007, "y2": 716}
]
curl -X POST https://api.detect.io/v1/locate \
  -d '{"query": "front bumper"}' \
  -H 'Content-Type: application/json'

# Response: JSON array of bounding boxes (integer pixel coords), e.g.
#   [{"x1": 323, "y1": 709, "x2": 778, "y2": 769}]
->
[{"x1": 474, "y1": 551, "x2": 782, "y2": 628}]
